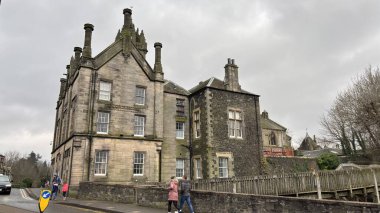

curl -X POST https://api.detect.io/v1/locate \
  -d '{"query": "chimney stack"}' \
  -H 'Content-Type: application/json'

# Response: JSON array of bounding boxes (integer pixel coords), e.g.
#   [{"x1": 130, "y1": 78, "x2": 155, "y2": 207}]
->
[
  {"x1": 74, "y1": 47, "x2": 82, "y2": 61},
  {"x1": 123, "y1": 8, "x2": 132, "y2": 29},
  {"x1": 224, "y1": 58, "x2": 241, "y2": 92},
  {"x1": 154, "y1": 42, "x2": 163, "y2": 73},
  {"x1": 83, "y1": 23, "x2": 94, "y2": 58}
]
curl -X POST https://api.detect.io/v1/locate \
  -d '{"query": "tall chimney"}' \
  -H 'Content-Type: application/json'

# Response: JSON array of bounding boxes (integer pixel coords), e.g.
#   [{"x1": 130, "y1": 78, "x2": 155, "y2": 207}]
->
[
  {"x1": 74, "y1": 47, "x2": 82, "y2": 61},
  {"x1": 83, "y1": 23, "x2": 94, "y2": 58},
  {"x1": 123, "y1": 8, "x2": 132, "y2": 29},
  {"x1": 224, "y1": 58, "x2": 241, "y2": 92},
  {"x1": 154, "y1": 42, "x2": 163, "y2": 73}
]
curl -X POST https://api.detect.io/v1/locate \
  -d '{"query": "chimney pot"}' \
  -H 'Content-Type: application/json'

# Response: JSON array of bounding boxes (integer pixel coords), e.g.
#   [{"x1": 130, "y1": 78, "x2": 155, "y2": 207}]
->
[
  {"x1": 84, "y1": 23, "x2": 94, "y2": 31},
  {"x1": 74, "y1": 47, "x2": 82, "y2": 53},
  {"x1": 123, "y1": 8, "x2": 132, "y2": 15},
  {"x1": 231, "y1": 59, "x2": 235, "y2": 65},
  {"x1": 154, "y1": 42, "x2": 162, "y2": 48},
  {"x1": 227, "y1": 58, "x2": 231, "y2": 64}
]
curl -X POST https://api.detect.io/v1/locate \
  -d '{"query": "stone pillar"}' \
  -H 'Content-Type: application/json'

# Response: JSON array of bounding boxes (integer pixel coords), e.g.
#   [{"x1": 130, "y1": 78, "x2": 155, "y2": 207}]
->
[{"x1": 83, "y1": 24, "x2": 94, "y2": 58}]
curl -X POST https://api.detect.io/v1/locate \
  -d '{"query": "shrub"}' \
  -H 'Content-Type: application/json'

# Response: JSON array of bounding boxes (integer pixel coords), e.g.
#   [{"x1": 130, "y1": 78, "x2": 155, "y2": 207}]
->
[{"x1": 317, "y1": 153, "x2": 340, "y2": 170}]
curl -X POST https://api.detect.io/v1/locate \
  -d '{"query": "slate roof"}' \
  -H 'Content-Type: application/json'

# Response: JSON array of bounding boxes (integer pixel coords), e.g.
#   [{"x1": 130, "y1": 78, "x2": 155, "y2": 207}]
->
[
  {"x1": 189, "y1": 77, "x2": 257, "y2": 96},
  {"x1": 164, "y1": 80, "x2": 190, "y2": 96},
  {"x1": 298, "y1": 134, "x2": 321, "y2": 151},
  {"x1": 261, "y1": 116, "x2": 287, "y2": 131}
]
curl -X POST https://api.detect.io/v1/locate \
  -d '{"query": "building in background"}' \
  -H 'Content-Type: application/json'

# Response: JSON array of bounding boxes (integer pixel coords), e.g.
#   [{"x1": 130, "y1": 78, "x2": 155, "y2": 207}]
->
[
  {"x1": 51, "y1": 9, "x2": 265, "y2": 188},
  {"x1": 261, "y1": 111, "x2": 294, "y2": 157}
]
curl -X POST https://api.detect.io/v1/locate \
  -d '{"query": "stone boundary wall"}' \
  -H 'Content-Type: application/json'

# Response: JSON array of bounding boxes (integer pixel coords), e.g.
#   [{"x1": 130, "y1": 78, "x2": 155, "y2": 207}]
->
[
  {"x1": 265, "y1": 157, "x2": 318, "y2": 174},
  {"x1": 78, "y1": 182, "x2": 380, "y2": 212}
]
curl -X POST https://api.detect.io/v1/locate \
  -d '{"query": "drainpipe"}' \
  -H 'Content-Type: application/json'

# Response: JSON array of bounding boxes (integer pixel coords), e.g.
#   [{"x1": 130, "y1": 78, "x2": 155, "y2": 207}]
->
[{"x1": 87, "y1": 70, "x2": 97, "y2": 181}]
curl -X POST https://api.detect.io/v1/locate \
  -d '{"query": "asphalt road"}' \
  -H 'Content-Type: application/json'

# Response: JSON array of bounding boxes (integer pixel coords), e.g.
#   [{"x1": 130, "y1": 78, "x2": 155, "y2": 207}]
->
[{"x1": 0, "y1": 188, "x2": 105, "y2": 213}]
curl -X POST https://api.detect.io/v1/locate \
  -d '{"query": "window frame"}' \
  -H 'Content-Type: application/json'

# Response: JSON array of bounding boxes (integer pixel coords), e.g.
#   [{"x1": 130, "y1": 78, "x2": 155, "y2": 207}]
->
[
  {"x1": 195, "y1": 158, "x2": 202, "y2": 179},
  {"x1": 176, "y1": 159, "x2": 185, "y2": 178},
  {"x1": 218, "y1": 157, "x2": 229, "y2": 178},
  {"x1": 135, "y1": 87, "x2": 146, "y2": 105},
  {"x1": 94, "y1": 150, "x2": 108, "y2": 176},
  {"x1": 133, "y1": 152, "x2": 144, "y2": 176},
  {"x1": 134, "y1": 115, "x2": 145, "y2": 136},
  {"x1": 176, "y1": 99, "x2": 185, "y2": 116},
  {"x1": 228, "y1": 110, "x2": 243, "y2": 139},
  {"x1": 176, "y1": 122, "x2": 185, "y2": 139},
  {"x1": 97, "y1": 112, "x2": 110, "y2": 134},
  {"x1": 194, "y1": 111, "x2": 200, "y2": 138},
  {"x1": 99, "y1": 81, "x2": 112, "y2": 101}
]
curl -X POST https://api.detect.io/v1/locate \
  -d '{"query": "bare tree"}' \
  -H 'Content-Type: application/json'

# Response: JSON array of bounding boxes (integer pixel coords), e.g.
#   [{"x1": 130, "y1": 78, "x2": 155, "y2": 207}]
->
[{"x1": 321, "y1": 66, "x2": 380, "y2": 155}]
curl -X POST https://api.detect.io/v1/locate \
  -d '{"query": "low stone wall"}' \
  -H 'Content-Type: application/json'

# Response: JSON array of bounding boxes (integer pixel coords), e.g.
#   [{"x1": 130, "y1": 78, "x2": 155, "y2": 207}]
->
[{"x1": 78, "y1": 182, "x2": 380, "y2": 212}]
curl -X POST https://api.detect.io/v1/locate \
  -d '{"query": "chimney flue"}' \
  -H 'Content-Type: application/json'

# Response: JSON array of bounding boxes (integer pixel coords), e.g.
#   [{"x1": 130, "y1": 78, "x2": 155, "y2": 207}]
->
[
  {"x1": 74, "y1": 47, "x2": 82, "y2": 61},
  {"x1": 83, "y1": 23, "x2": 94, "y2": 58},
  {"x1": 123, "y1": 8, "x2": 132, "y2": 28},
  {"x1": 224, "y1": 58, "x2": 241, "y2": 92},
  {"x1": 154, "y1": 42, "x2": 163, "y2": 74}
]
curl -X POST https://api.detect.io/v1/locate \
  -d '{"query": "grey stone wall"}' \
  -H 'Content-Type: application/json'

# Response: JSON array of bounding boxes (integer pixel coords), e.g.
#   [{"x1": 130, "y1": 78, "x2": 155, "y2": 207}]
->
[
  {"x1": 264, "y1": 157, "x2": 318, "y2": 174},
  {"x1": 78, "y1": 182, "x2": 380, "y2": 213}
]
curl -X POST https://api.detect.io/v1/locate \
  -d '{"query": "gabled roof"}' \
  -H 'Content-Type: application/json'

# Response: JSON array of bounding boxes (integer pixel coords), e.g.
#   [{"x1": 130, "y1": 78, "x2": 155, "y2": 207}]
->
[
  {"x1": 189, "y1": 77, "x2": 256, "y2": 95},
  {"x1": 261, "y1": 117, "x2": 287, "y2": 131},
  {"x1": 164, "y1": 80, "x2": 190, "y2": 96}
]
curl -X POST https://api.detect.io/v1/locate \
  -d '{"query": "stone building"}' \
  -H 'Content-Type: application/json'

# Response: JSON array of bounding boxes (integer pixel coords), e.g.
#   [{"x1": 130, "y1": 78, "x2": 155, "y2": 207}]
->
[
  {"x1": 51, "y1": 9, "x2": 263, "y2": 187},
  {"x1": 261, "y1": 111, "x2": 293, "y2": 157}
]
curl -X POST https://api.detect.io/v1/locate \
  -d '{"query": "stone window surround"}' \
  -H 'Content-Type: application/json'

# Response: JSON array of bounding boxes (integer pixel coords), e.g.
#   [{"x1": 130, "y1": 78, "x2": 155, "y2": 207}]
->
[
  {"x1": 216, "y1": 152, "x2": 234, "y2": 178},
  {"x1": 227, "y1": 108, "x2": 243, "y2": 139}
]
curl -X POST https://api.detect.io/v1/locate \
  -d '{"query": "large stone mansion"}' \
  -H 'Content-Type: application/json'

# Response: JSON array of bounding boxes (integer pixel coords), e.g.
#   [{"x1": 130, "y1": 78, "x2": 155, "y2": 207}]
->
[{"x1": 51, "y1": 8, "x2": 292, "y2": 188}]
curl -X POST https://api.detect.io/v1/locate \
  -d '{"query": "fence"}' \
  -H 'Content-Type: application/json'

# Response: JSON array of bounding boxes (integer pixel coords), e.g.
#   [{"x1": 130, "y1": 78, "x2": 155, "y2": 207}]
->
[{"x1": 193, "y1": 168, "x2": 380, "y2": 201}]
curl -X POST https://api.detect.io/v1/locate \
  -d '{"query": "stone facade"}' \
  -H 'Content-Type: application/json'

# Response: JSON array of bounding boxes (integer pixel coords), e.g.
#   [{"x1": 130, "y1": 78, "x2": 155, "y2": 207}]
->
[{"x1": 51, "y1": 8, "x2": 264, "y2": 187}]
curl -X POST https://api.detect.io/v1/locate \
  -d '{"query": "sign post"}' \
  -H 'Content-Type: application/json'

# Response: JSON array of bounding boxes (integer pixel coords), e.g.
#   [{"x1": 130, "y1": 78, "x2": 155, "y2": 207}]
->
[{"x1": 38, "y1": 190, "x2": 51, "y2": 213}]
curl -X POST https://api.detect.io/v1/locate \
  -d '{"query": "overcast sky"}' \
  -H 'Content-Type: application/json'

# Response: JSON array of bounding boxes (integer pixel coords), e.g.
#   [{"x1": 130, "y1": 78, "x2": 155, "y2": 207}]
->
[{"x1": 1, "y1": 0, "x2": 380, "y2": 161}]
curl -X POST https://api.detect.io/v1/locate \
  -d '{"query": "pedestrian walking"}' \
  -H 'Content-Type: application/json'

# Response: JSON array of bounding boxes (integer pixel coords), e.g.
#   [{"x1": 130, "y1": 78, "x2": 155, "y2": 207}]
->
[
  {"x1": 62, "y1": 181, "x2": 69, "y2": 200},
  {"x1": 178, "y1": 175, "x2": 194, "y2": 213},
  {"x1": 51, "y1": 181, "x2": 58, "y2": 200},
  {"x1": 167, "y1": 176, "x2": 179, "y2": 213}
]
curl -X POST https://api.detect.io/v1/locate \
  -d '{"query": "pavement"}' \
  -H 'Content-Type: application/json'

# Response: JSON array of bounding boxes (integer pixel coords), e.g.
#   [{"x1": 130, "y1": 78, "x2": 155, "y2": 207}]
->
[{"x1": 26, "y1": 188, "x2": 165, "y2": 213}]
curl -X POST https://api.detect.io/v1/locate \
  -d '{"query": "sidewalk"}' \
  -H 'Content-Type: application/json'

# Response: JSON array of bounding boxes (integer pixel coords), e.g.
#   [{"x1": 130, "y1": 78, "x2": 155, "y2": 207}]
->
[{"x1": 26, "y1": 188, "x2": 164, "y2": 213}]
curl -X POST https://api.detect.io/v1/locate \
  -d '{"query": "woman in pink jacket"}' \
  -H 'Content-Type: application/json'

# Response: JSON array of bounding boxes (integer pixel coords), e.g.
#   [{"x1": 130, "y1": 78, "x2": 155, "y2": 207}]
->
[{"x1": 168, "y1": 176, "x2": 179, "y2": 213}]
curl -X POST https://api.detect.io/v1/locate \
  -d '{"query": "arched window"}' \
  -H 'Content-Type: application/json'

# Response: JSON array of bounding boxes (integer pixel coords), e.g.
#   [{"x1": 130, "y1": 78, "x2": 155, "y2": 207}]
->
[{"x1": 269, "y1": 131, "x2": 276, "y2": 145}]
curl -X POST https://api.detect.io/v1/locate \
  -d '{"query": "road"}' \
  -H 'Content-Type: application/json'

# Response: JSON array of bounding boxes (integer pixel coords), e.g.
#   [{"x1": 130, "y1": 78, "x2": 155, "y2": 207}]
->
[{"x1": 0, "y1": 188, "x2": 105, "y2": 213}]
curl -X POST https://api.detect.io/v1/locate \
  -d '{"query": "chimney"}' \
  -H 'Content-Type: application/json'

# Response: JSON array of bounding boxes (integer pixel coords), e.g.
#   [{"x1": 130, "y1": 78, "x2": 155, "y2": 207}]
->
[
  {"x1": 123, "y1": 8, "x2": 132, "y2": 29},
  {"x1": 224, "y1": 58, "x2": 241, "y2": 92},
  {"x1": 154, "y1": 42, "x2": 163, "y2": 73},
  {"x1": 83, "y1": 23, "x2": 94, "y2": 58},
  {"x1": 74, "y1": 47, "x2": 82, "y2": 61}
]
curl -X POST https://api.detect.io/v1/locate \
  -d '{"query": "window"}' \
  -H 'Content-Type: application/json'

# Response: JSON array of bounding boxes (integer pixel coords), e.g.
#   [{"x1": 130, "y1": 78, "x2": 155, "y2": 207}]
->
[
  {"x1": 99, "y1": 81, "x2": 112, "y2": 101},
  {"x1": 228, "y1": 110, "x2": 242, "y2": 138},
  {"x1": 269, "y1": 131, "x2": 276, "y2": 145},
  {"x1": 135, "y1": 87, "x2": 145, "y2": 105},
  {"x1": 194, "y1": 111, "x2": 200, "y2": 138},
  {"x1": 95, "y1": 150, "x2": 108, "y2": 176},
  {"x1": 176, "y1": 99, "x2": 185, "y2": 116},
  {"x1": 219, "y1": 157, "x2": 228, "y2": 178},
  {"x1": 176, "y1": 122, "x2": 185, "y2": 139},
  {"x1": 133, "y1": 152, "x2": 144, "y2": 175},
  {"x1": 97, "y1": 112, "x2": 110, "y2": 134},
  {"x1": 134, "y1": 115, "x2": 145, "y2": 136},
  {"x1": 195, "y1": 158, "x2": 201, "y2": 179},
  {"x1": 176, "y1": 159, "x2": 185, "y2": 178}
]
